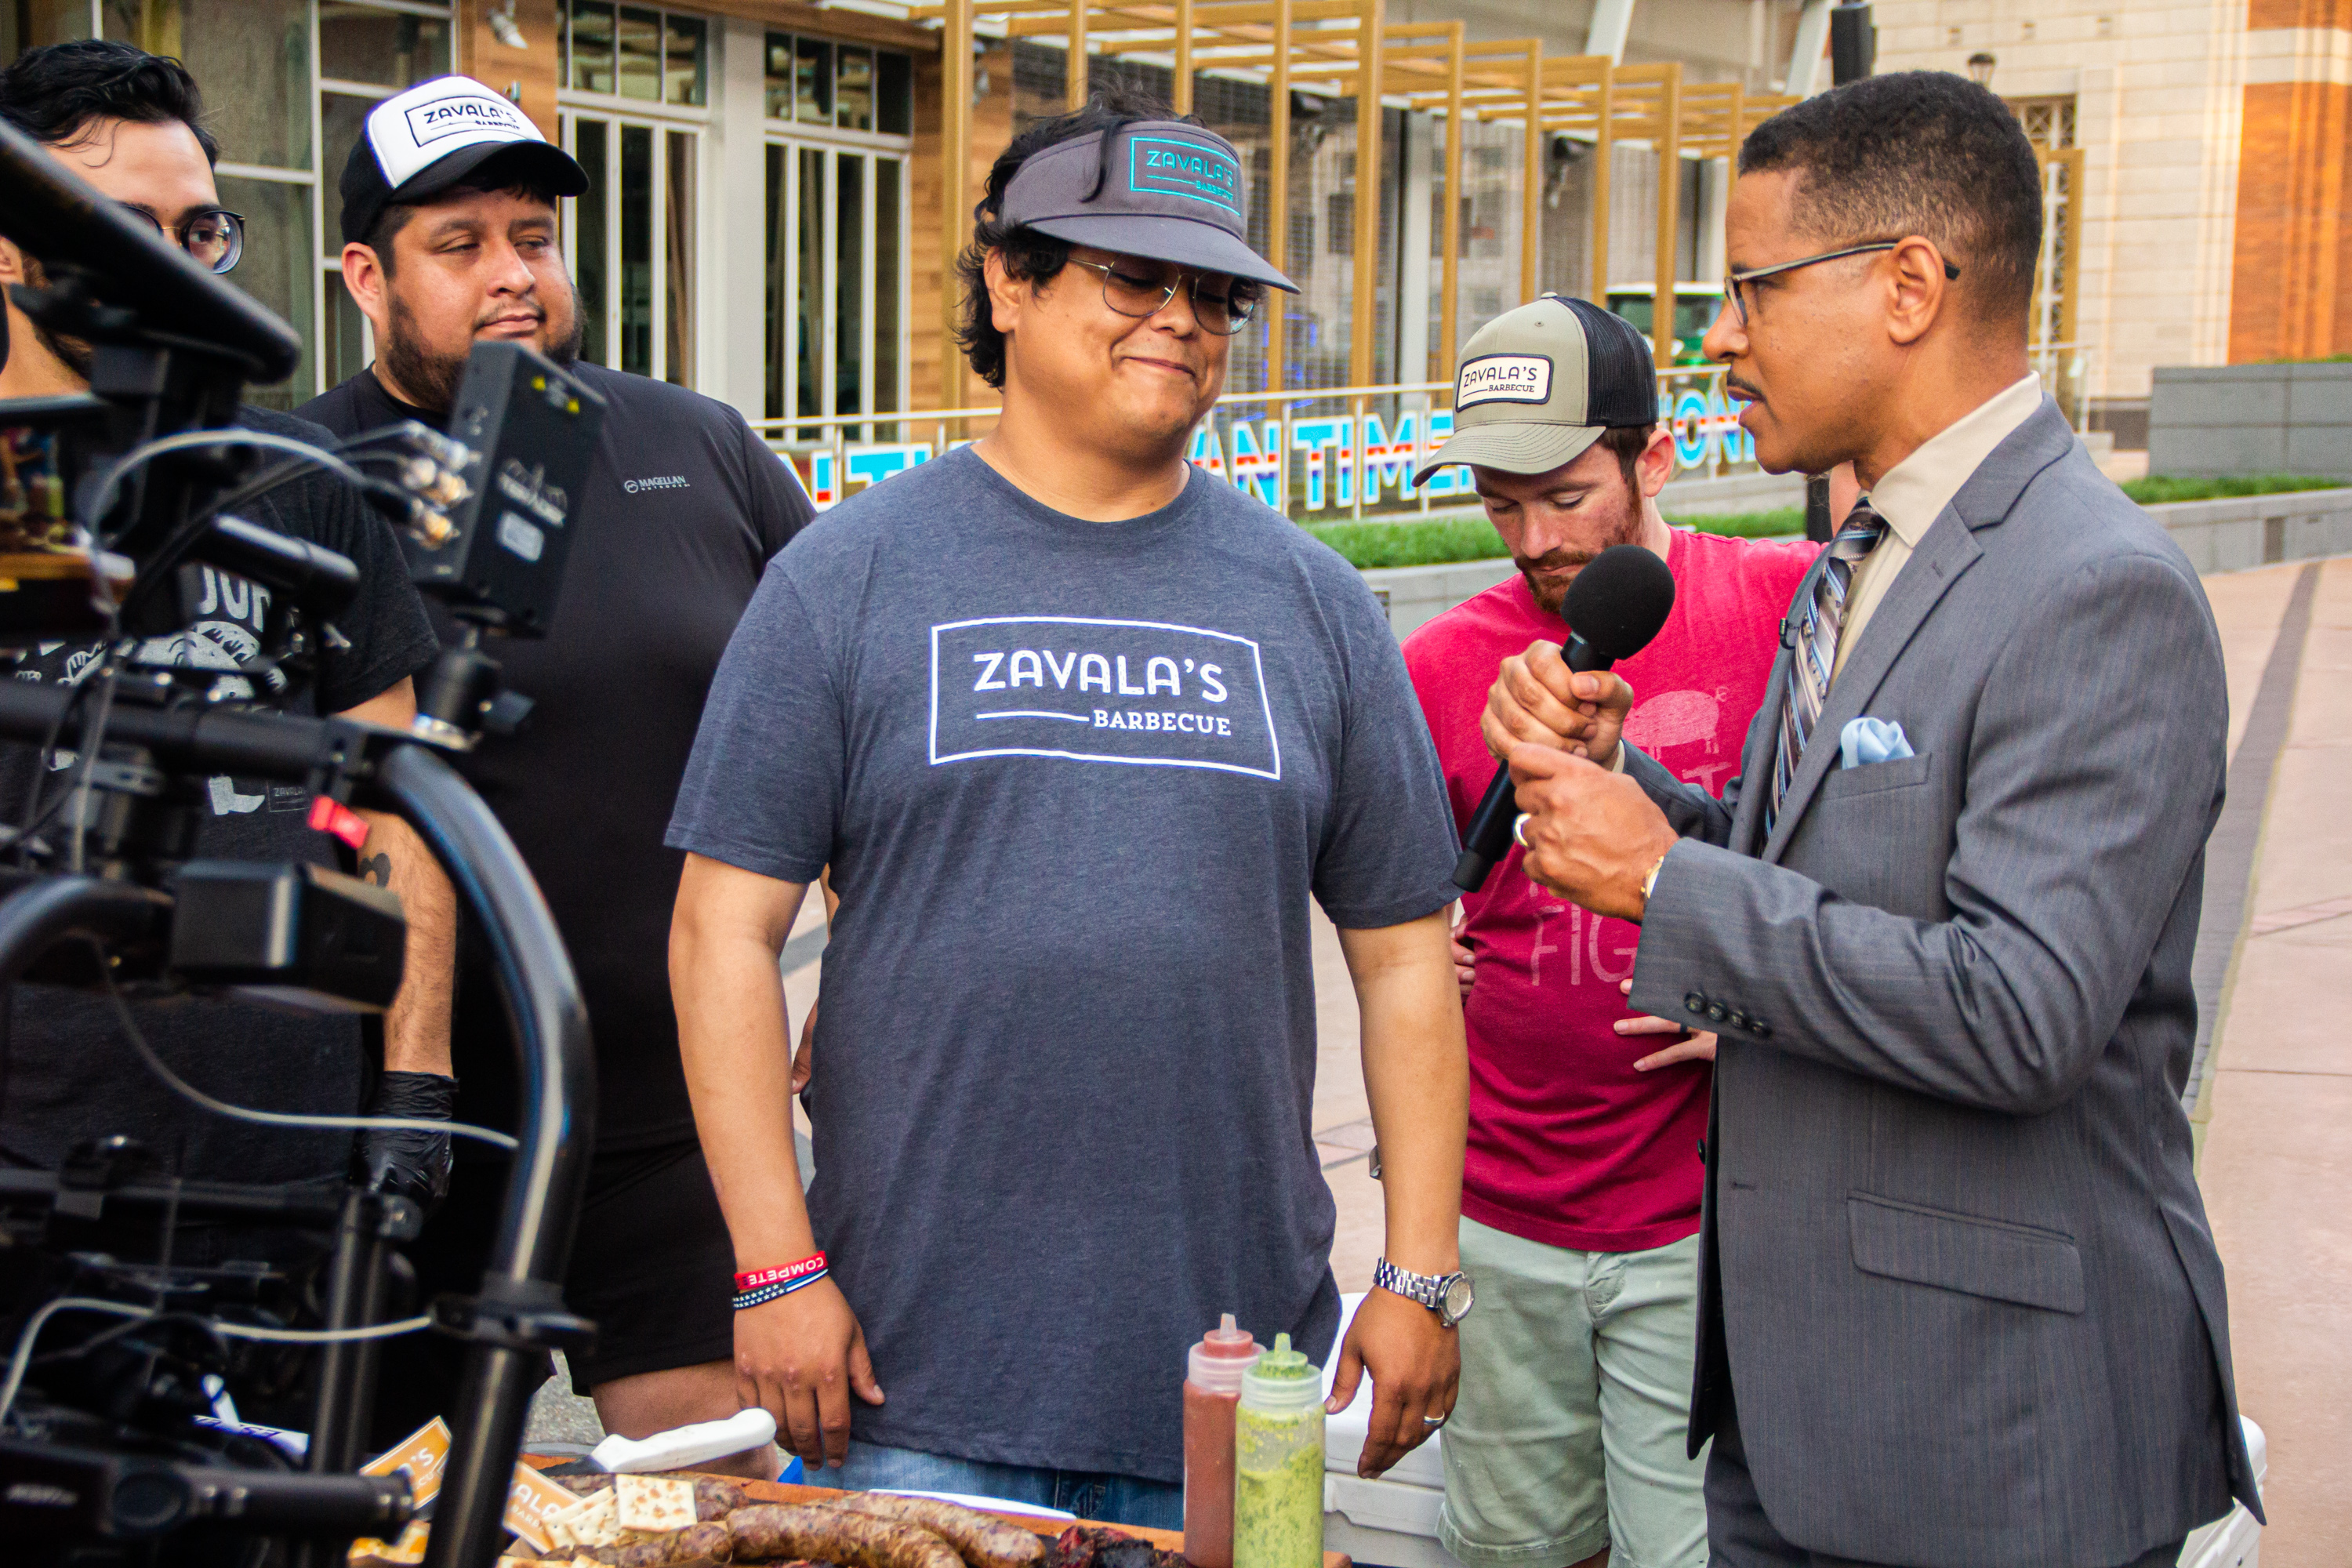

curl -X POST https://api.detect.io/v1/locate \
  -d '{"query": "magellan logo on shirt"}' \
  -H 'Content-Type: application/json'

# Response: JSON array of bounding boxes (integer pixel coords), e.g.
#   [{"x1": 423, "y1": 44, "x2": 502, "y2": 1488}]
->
[
  {"x1": 929, "y1": 615, "x2": 1280, "y2": 779},
  {"x1": 622, "y1": 474, "x2": 690, "y2": 493},
  {"x1": 1457, "y1": 354, "x2": 1553, "y2": 408}
]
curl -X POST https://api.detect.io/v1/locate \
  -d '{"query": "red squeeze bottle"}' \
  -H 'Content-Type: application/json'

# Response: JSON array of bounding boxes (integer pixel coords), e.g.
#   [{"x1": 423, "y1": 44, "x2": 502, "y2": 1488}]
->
[{"x1": 1184, "y1": 1314, "x2": 1263, "y2": 1568}]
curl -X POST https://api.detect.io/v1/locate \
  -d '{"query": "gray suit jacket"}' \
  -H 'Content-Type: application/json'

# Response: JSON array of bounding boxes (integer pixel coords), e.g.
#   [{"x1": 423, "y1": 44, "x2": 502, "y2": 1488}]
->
[{"x1": 1624, "y1": 401, "x2": 2260, "y2": 1566}]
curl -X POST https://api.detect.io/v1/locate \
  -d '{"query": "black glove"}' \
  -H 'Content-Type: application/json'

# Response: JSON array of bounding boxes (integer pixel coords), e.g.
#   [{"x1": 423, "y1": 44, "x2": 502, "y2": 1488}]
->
[{"x1": 359, "y1": 1071, "x2": 457, "y2": 1212}]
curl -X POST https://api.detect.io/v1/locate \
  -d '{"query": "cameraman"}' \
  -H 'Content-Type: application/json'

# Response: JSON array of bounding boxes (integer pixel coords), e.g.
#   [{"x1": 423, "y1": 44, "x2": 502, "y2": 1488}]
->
[
  {"x1": 0, "y1": 44, "x2": 456, "y2": 1222},
  {"x1": 299, "y1": 77, "x2": 814, "y2": 1475}
]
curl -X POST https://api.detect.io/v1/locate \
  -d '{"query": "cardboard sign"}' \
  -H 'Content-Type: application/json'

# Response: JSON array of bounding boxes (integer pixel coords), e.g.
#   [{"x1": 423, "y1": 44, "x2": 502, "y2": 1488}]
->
[
  {"x1": 361, "y1": 1417, "x2": 452, "y2": 1507},
  {"x1": 504, "y1": 1461, "x2": 584, "y2": 1552}
]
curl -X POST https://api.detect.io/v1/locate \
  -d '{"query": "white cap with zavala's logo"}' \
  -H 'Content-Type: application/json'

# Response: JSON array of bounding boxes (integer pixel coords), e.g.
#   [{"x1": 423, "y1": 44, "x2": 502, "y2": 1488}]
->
[
  {"x1": 998, "y1": 119, "x2": 1298, "y2": 293},
  {"x1": 339, "y1": 75, "x2": 587, "y2": 245},
  {"x1": 1414, "y1": 294, "x2": 1659, "y2": 485}
]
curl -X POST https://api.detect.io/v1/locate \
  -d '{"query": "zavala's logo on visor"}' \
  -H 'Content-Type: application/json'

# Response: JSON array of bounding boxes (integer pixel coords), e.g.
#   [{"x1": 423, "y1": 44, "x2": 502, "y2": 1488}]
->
[
  {"x1": 929, "y1": 615, "x2": 1279, "y2": 779},
  {"x1": 1128, "y1": 138, "x2": 1240, "y2": 215}
]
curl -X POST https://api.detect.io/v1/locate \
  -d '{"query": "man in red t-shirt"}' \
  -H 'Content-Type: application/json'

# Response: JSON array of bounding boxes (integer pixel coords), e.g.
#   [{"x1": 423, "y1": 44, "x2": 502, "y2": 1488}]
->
[{"x1": 1403, "y1": 296, "x2": 1813, "y2": 1568}]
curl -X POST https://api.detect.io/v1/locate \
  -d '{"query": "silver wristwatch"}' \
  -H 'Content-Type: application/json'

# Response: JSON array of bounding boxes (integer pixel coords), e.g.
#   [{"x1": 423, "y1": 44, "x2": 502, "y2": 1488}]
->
[{"x1": 1374, "y1": 1258, "x2": 1475, "y2": 1327}]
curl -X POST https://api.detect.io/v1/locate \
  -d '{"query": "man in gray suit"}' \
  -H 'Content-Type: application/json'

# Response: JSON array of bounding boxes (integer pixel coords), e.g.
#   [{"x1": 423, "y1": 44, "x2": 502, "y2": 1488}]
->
[{"x1": 1481, "y1": 74, "x2": 2261, "y2": 1567}]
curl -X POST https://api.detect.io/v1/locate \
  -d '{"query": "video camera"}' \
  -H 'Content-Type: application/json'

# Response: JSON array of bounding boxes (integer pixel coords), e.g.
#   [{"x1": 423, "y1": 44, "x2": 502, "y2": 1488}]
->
[{"x1": 0, "y1": 114, "x2": 601, "y2": 1568}]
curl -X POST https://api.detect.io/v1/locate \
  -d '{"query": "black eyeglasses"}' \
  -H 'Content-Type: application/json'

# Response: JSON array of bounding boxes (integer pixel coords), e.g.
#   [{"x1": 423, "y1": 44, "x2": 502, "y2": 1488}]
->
[
  {"x1": 1722, "y1": 241, "x2": 1960, "y2": 325},
  {"x1": 118, "y1": 205, "x2": 246, "y2": 274},
  {"x1": 1066, "y1": 256, "x2": 1262, "y2": 336}
]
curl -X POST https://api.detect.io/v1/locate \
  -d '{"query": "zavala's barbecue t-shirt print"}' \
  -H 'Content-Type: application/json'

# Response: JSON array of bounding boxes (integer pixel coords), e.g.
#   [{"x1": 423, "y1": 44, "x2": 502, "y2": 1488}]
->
[
  {"x1": 931, "y1": 615, "x2": 1280, "y2": 777},
  {"x1": 668, "y1": 445, "x2": 1457, "y2": 1483}
]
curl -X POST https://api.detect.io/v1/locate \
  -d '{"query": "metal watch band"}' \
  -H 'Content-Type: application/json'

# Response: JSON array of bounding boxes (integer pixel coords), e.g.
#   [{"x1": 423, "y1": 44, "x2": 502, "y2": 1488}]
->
[{"x1": 1374, "y1": 1257, "x2": 1461, "y2": 1311}]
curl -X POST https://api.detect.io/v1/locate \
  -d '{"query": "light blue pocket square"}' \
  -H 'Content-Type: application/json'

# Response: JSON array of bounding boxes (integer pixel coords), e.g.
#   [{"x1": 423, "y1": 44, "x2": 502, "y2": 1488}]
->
[{"x1": 1840, "y1": 717, "x2": 1915, "y2": 769}]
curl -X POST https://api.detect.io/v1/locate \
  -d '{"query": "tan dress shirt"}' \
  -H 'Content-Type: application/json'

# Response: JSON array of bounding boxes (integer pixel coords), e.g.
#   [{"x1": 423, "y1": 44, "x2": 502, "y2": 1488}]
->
[{"x1": 1833, "y1": 372, "x2": 2045, "y2": 681}]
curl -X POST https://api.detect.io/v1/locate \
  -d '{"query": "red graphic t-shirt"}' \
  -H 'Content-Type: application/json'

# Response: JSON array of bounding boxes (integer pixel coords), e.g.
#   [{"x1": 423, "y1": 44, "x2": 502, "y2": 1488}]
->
[{"x1": 1403, "y1": 527, "x2": 1817, "y2": 1253}]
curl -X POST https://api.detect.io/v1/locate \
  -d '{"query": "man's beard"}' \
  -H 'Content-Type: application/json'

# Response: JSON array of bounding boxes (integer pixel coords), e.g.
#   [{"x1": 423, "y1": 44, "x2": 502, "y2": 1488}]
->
[
  {"x1": 380, "y1": 287, "x2": 583, "y2": 414},
  {"x1": 1515, "y1": 494, "x2": 1644, "y2": 615},
  {"x1": 16, "y1": 256, "x2": 93, "y2": 381}
]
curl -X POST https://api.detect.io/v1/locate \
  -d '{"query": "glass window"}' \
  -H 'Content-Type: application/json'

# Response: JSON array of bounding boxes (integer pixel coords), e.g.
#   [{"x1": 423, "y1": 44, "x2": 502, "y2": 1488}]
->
[
  {"x1": 797, "y1": 38, "x2": 832, "y2": 126},
  {"x1": 325, "y1": 274, "x2": 372, "y2": 388},
  {"x1": 618, "y1": 7, "x2": 661, "y2": 102},
  {"x1": 665, "y1": 129, "x2": 695, "y2": 385},
  {"x1": 319, "y1": 5, "x2": 451, "y2": 89},
  {"x1": 574, "y1": 118, "x2": 609, "y2": 365},
  {"x1": 764, "y1": 144, "x2": 787, "y2": 418},
  {"x1": 108, "y1": 0, "x2": 312, "y2": 169},
  {"x1": 877, "y1": 53, "x2": 913, "y2": 137},
  {"x1": 216, "y1": 174, "x2": 316, "y2": 410},
  {"x1": 875, "y1": 158, "x2": 902, "y2": 417},
  {"x1": 321, "y1": 92, "x2": 379, "y2": 250},
  {"x1": 620, "y1": 122, "x2": 654, "y2": 374},
  {"x1": 835, "y1": 152, "x2": 863, "y2": 416},
  {"x1": 797, "y1": 146, "x2": 822, "y2": 425},
  {"x1": 836, "y1": 47, "x2": 873, "y2": 133},
  {"x1": 665, "y1": 13, "x2": 707, "y2": 107},
  {"x1": 2, "y1": 0, "x2": 93, "y2": 56},
  {"x1": 568, "y1": 0, "x2": 616, "y2": 93},
  {"x1": 764, "y1": 34, "x2": 794, "y2": 120}
]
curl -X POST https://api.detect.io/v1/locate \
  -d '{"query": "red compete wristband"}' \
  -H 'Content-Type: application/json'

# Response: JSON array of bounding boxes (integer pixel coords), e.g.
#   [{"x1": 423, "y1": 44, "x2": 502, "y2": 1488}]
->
[{"x1": 735, "y1": 1253, "x2": 826, "y2": 1294}]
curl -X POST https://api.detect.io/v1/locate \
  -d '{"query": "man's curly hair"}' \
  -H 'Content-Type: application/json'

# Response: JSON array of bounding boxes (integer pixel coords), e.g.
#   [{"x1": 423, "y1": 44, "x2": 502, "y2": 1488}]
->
[{"x1": 956, "y1": 85, "x2": 1199, "y2": 388}]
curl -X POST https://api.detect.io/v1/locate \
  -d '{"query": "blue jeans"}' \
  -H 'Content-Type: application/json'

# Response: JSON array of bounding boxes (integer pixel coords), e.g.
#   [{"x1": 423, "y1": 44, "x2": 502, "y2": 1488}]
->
[{"x1": 828, "y1": 1442, "x2": 1185, "y2": 1532}]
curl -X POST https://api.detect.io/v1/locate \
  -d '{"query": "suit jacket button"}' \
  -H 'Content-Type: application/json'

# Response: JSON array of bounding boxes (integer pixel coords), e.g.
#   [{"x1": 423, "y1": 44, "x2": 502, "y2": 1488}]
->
[
  {"x1": 1685, "y1": 992, "x2": 1708, "y2": 1015},
  {"x1": 1708, "y1": 1003, "x2": 1730, "y2": 1024},
  {"x1": 1697, "y1": 1138, "x2": 1708, "y2": 1164},
  {"x1": 1754, "y1": 1019, "x2": 1773, "y2": 1039},
  {"x1": 1726, "y1": 1010, "x2": 1750, "y2": 1031}
]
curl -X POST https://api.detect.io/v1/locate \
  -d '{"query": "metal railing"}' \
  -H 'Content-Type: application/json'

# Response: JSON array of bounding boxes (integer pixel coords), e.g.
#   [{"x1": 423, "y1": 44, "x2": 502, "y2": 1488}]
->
[{"x1": 749, "y1": 362, "x2": 1760, "y2": 524}]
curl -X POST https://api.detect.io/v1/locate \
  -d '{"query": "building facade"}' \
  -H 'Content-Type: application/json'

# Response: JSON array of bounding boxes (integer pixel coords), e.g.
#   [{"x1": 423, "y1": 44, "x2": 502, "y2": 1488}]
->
[
  {"x1": 1874, "y1": 0, "x2": 2352, "y2": 443},
  {"x1": 5, "y1": 0, "x2": 1821, "y2": 430}
]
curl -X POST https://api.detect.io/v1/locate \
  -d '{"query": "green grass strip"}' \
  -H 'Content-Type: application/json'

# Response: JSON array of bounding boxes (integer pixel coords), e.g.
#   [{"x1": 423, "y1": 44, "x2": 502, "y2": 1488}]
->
[
  {"x1": 1305, "y1": 507, "x2": 1805, "y2": 569},
  {"x1": 2120, "y1": 474, "x2": 2349, "y2": 504}
]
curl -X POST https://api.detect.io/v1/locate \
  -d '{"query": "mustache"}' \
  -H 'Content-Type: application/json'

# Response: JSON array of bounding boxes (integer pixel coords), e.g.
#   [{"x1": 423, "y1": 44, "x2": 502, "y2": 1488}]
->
[
  {"x1": 1725, "y1": 375, "x2": 1765, "y2": 404},
  {"x1": 1514, "y1": 547, "x2": 1602, "y2": 574}
]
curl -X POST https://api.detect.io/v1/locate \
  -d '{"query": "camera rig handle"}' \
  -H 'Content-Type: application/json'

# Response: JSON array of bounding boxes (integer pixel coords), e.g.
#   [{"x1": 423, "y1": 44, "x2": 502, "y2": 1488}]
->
[{"x1": 0, "y1": 682, "x2": 594, "y2": 1568}]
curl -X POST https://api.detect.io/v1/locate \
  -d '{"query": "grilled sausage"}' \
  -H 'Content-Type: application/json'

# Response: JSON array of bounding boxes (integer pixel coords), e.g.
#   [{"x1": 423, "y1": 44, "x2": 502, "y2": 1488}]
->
[
  {"x1": 725, "y1": 1504, "x2": 962, "y2": 1568},
  {"x1": 826, "y1": 1494, "x2": 1045, "y2": 1568},
  {"x1": 575, "y1": 1523, "x2": 734, "y2": 1568}
]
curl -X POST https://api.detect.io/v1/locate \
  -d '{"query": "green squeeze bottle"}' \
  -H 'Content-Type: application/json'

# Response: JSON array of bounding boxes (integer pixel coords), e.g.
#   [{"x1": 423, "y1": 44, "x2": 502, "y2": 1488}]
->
[{"x1": 1232, "y1": 1334, "x2": 1323, "y2": 1568}]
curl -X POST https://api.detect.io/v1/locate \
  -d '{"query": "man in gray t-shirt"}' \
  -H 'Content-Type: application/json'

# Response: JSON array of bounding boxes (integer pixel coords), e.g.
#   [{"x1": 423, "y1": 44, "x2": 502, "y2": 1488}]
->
[{"x1": 667, "y1": 92, "x2": 1472, "y2": 1526}]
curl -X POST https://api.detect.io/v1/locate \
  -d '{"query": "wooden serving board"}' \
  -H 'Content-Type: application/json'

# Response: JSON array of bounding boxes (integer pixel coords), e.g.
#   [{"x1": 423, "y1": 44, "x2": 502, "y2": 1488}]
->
[{"x1": 706, "y1": 1472, "x2": 1349, "y2": 1568}]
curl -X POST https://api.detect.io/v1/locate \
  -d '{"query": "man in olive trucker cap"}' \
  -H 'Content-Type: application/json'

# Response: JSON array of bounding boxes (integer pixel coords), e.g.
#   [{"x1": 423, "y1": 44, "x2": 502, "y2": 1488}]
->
[
  {"x1": 1402, "y1": 295, "x2": 1814, "y2": 1568},
  {"x1": 665, "y1": 89, "x2": 1475, "y2": 1523}
]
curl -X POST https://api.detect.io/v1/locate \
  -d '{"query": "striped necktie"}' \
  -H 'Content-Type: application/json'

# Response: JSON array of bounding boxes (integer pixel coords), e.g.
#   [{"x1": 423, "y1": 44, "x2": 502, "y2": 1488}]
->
[{"x1": 1767, "y1": 501, "x2": 1889, "y2": 832}]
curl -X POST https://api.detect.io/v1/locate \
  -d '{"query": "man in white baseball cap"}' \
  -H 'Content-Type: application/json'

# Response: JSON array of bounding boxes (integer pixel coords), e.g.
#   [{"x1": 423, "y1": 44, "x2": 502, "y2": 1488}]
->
[{"x1": 305, "y1": 75, "x2": 815, "y2": 1477}]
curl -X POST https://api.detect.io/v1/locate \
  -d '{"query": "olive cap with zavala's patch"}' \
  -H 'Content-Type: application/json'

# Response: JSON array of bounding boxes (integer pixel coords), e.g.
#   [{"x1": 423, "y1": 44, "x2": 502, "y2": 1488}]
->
[
  {"x1": 999, "y1": 120, "x2": 1298, "y2": 294},
  {"x1": 339, "y1": 75, "x2": 587, "y2": 245},
  {"x1": 1414, "y1": 293, "x2": 1658, "y2": 485}
]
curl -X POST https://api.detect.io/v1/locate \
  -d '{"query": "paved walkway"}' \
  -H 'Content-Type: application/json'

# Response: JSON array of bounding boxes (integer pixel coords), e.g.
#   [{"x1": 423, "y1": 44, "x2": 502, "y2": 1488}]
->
[
  {"x1": 536, "y1": 559, "x2": 2352, "y2": 1568},
  {"x1": 2200, "y1": 557, "x2": 2352, "y2": 1565}
]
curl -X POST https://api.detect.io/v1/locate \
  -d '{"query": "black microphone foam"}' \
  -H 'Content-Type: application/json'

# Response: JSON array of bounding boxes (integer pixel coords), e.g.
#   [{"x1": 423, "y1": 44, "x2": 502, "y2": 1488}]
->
[
  {"x1": 1561, "y1": 543, "x2": 1678, "y2": 665},
  {"x1": 1450, "y1": 542, "x2": 1679, "y2": 893}
]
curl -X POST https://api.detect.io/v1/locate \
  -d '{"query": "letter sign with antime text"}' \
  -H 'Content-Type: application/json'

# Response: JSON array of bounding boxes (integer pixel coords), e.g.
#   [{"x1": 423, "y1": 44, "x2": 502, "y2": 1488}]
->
[{"x1": 930, "y1": 615, "x2": 1279, "y2": 779}]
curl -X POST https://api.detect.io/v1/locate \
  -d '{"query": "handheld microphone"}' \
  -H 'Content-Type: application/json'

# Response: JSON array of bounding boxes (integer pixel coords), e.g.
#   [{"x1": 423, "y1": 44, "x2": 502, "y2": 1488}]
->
[{"x1": 1452, "y1": 543, "x2": 1678, "y2": 892}]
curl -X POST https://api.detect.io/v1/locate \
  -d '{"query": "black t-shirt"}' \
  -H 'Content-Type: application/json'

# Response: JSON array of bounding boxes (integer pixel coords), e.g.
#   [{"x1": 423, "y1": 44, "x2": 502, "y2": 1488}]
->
[
  {"x1": 299, "y1": 365, "x2": 812, "y2": 1152},
  {"x1": 0, "y1": 405, "x2": 441, "y2": 1188}
]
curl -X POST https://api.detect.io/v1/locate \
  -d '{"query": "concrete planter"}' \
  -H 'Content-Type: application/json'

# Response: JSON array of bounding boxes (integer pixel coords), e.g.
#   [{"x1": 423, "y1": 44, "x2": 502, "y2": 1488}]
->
[
  {"x1": 1359, "y1": 488, "x2": 2352, "y2": 640},
  {"x1": 2149, "y1": 363, "x2": 2352, "y2": 478}
]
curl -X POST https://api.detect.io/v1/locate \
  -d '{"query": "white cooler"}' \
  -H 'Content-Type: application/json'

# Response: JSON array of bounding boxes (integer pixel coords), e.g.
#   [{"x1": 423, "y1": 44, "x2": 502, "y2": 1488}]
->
[{"x1": 1318, "y1": 1292, "x2": 2267, "y2": 1568}]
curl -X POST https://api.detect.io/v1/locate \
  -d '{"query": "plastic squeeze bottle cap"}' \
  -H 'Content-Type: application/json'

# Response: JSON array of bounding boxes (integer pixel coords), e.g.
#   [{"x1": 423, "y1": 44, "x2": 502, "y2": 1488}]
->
[
  {"x1": 1189, "y1": 1313, "x2": 1263, "y2": 1394},
  {"x1": 1240, "y1": 1333, "x2": 1323, "y2": 1411}
]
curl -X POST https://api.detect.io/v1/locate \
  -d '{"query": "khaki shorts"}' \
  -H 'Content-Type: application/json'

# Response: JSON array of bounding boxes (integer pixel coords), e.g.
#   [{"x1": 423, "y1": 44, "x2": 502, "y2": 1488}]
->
[{"x1": 1439, "y1": 1219, "x2": 1709, "y2": 1568}]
